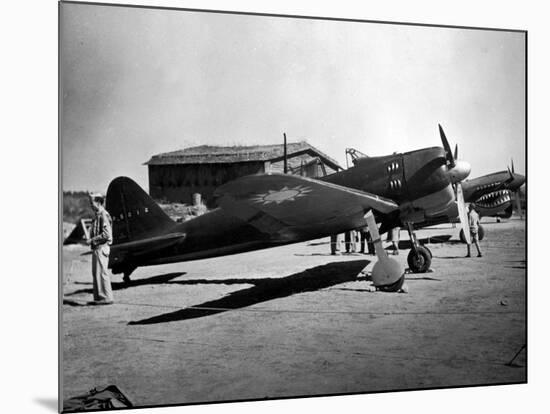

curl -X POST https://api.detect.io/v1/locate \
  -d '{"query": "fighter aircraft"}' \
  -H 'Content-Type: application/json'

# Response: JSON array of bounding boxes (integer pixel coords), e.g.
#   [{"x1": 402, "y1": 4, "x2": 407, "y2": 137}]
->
[
  {"x1": 463, "y1": 160, "x2": 525, "y2": 218},
  {"x1": 370, "y1": 139, "x2": 528, "y2": 240},
  {"x1": 354, "y1": 147, "x2": 526, "y2": 243},
  {"x1": 105, "y1": 125, "x2": 471, "y2": 291},
  {"x1": 448, "y1": 163, "x2": 525, "y2": 242}
]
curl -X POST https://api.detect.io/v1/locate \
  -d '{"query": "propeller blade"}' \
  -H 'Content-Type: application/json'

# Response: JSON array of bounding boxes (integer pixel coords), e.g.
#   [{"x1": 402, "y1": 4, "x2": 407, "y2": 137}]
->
[
  {"x1": 511, "y1": 158, "x2": 515, "y2": 174},
  {"x1": 507, "y1": 167, "x2": 515, "y2": 183},
  {"x1": 456, "y1": 183, "x2": 471, "y2": 244},
  {"x1": 454, "y1": 144, "x2": 458, "y2": 160},
  {"x1": 438, "y1": 124, "x2": 455, "y2": 168}
]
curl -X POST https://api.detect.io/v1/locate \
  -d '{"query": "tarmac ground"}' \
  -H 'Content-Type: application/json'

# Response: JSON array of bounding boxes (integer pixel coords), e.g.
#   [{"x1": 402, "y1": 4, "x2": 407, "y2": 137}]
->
[{"x1": 61, "y1": 217, "x2": 526, "y2": 408}]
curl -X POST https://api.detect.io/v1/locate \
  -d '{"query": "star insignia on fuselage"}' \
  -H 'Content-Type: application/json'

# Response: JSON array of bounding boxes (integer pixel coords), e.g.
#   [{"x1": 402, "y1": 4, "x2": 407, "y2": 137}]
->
[{"x1": 250, "y1": 185, "x2": 312, "y2": 205}]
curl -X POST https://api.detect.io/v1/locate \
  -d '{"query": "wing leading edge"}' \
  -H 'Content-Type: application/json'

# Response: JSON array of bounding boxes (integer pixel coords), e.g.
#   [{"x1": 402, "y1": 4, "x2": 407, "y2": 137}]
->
[{"x1": 214, "y1": 174, "x2": 398, "y2": 240}]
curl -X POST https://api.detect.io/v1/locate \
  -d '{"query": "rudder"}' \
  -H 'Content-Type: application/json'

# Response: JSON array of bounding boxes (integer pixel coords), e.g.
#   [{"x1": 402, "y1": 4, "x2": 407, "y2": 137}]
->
[{"x1": 106, "y1": 176, "x2": 175, "y2": 245}]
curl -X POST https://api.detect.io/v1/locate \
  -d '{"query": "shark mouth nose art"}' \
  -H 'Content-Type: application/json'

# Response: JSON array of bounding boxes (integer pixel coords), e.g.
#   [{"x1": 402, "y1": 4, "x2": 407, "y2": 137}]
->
[{"x1": 475, "y1": 189, "x2": 512, "y2": 209}]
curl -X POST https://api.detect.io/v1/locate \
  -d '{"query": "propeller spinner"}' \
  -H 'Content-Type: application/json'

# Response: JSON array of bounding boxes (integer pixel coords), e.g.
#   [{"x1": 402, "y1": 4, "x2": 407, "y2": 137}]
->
[{"x1": 438, "y1": 124, "x2": 471, "y2": 183}]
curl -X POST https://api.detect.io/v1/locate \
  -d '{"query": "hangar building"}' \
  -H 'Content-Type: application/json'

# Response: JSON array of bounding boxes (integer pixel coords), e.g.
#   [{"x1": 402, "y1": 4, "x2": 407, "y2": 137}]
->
[{"x1": 145, "y1": 141, "x2": 342, "y2": 207}]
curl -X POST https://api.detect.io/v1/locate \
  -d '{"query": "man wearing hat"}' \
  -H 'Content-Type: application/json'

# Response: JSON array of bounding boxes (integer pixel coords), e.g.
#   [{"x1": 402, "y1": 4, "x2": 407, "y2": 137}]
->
[{"x1": 87, "y1": 192, "x2": 114, "y2": 305}]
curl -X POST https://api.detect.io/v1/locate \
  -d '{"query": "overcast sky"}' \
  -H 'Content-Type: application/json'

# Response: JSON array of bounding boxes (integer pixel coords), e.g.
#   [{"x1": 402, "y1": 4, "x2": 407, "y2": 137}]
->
[{"x1": 60, "y1": 3, "x2": 525, "y2": 192}]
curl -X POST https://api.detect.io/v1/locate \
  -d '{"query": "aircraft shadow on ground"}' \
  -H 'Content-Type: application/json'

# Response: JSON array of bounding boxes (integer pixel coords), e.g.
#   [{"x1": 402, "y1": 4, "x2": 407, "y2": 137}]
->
[
  {"x1": 128, "y1": 260, "x2": 369, "y2": 325},
  {"x1": 398, "y1": 235, "x2": 453, "y2": 249},
  {"x1": 65, "y1": 272, "x2": 185, "y2": 296},
  {"x1": 297, "y1": 235, "x2": 456, "y2": 256}
]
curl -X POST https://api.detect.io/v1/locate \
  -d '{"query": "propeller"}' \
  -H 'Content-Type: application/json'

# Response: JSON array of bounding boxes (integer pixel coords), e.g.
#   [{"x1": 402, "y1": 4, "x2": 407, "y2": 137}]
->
[
  {"x1": 504, "y1": 167, "x2": 516, "y2": 190},
  {"x1": 438, "y1": 124, "x2": 472, "y2": 244},
  {"x1": 439, "y1": 124, "x2": 455, "y2": 168},
  {"x1": 506, "y1": 167, "x2": 515, "y2": 185}
]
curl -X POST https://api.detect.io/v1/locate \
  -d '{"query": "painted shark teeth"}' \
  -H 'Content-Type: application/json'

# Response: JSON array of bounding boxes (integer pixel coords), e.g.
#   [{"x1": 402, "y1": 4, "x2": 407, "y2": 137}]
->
[{"x1": 474, "y1": 189, "x2": 512, "y2": 208}]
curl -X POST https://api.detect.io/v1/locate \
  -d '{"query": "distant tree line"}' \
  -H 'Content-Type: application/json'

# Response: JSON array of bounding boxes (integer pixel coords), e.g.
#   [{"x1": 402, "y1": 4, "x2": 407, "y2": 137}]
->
[
  {"x1": 62, "y1": 191, "x2": 209, "y2": 224},
  {"x1": 63, "y1": 191, "x2": 93, "y2": 224}
]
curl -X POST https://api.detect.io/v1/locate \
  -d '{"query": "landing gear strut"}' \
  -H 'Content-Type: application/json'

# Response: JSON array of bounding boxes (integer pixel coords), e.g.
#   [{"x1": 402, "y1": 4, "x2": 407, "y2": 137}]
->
[
  {"x1": 121, "y1": 265, "x2": 137, "y2": 284},
  {"x1": 364, "y1": 211, "x2": 405, "y2": 292},
  {"x1": 123, "y1": 272, "x2": 132, "y2": 284},
  {"x1": 405, "y1": 222, "x2": 432, "y2": 273}
]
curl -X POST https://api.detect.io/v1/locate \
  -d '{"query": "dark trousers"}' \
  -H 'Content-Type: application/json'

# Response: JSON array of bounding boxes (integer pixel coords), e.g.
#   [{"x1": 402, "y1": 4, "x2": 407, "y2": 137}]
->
[
  {"x1": 360, "y1": 231, "x2": 375, "y2": 254},
  {"x1": 330, "y1": 234, "x2": 340, "y2": 254}
]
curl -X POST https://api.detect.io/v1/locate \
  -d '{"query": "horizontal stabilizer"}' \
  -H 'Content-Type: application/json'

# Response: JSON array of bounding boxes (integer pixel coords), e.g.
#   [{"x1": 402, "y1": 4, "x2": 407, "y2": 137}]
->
[{"x1": 113, "y1": 232, "x2": 186, "y2": 252}]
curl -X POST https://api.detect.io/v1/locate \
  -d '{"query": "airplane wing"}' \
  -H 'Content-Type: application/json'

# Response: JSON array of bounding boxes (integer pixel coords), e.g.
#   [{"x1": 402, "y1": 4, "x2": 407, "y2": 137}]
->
[{"x1": 214, "y1": 174, "x2": 398, "y2": 241}]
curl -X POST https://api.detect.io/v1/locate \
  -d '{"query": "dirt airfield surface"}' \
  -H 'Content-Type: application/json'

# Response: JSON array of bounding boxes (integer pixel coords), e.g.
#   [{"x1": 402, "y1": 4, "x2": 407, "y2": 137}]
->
[{"x1": 61, "y1": 218, "x2": 526, "y2": 407}]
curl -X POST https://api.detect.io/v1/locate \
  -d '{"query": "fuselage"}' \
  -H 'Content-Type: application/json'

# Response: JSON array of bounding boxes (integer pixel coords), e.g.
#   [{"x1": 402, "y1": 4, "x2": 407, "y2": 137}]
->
[
  {"x1": 462, "y1": 170, "x2": 524, "y2": 202},
  {"x1": 120, "y1": 208, "x2": 275, "y2": 267},
  {"x1": 110, "y1": 146, "x2": 458, "y2": 272},
  {"x1": 323, "y1": 147, "x2": 456, "y2": 226}
]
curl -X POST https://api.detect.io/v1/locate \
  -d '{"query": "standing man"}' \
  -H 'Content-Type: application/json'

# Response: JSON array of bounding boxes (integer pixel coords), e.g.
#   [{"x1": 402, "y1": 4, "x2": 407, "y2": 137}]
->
[
  {"x1": 387, "y1": 226, "x2": 400, "y2": 255},
  {"x1": 466, "y1": 204, "x2": 483, "y2": 258},
  {"x1": 87, "y1": 193, "x2": 114, "y2": 305},
  {"x1": 359, "y1": 226, "x2": 375, "y2": 255},
  {"x1": 330, "y1": 233, "x2": 341, "y2": 255},
  {"x1": 344, "y1": 230, "x2": 358, "y2": 253}
]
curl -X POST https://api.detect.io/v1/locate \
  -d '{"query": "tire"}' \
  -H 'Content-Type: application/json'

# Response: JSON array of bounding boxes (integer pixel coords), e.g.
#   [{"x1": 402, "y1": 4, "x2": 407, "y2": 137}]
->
[
  {"x1": 377, "y1": 275, "x2": 406, "y2": 292},
  {"x1": 422, "y1": 245, "x2": 432, "y2": 258},
  {"x1": 478, "y1": 225, "x2": 485, "y2": 241},
  {"x1": 407, "y1": 246, "x2": 432, "y2": 273},
  {"x1": 459, "y1": 228, "x2": 466, "y2": 244},
  {"x1": 460, "y1": 226, "x2": 485, "y2": 243}
]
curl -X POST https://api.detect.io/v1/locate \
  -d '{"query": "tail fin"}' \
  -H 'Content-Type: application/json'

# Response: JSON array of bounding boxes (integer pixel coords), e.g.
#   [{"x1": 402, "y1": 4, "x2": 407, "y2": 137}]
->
[{"x1": 106, "y1": 177, "x2": 175, "y2": 245}]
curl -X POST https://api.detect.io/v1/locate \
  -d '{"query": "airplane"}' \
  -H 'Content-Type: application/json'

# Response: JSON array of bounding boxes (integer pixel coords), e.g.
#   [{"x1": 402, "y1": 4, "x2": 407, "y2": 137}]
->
[
  {"x1": 463, "y1": 160, "x2": 525, "y2": 219},
  {"x1": 345, "y1": 148, "x2": 526, "y2": 244},
  {"x1": 451, "y1": 165, "x2": 525, "y2": 242},
  {"x1": 105, "y1": 125, "x2": 472, "y2": 291}
]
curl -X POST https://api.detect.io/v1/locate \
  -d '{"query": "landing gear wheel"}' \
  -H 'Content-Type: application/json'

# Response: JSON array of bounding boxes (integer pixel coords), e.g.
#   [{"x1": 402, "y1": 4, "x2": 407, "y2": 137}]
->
[
  {"x1": 460, "y1": 225, "x2": 485, "y2": 243},
  {"x1": 422, "y1": 245, "x2": 432, "y2": 258},
  {"x1": 407, "y1": 246, "x2": 431, "y2": 273},
  {"x1": 459, "y1": 228, "x2": 466, "y2": 244},
  {"x1": 377, "y1": 275, "x2": 406, "y2": 292}
]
